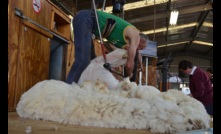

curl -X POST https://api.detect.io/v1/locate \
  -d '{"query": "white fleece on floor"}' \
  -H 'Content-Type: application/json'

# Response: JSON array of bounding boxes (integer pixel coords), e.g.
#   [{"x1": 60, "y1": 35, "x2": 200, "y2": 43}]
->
[{"x1": 16, "y1": 79, "x2": 210, "y2": 134}]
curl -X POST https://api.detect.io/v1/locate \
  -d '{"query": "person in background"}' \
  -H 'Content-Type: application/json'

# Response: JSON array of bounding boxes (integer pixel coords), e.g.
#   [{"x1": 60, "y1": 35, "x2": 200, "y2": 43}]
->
[
  {"x1": 206, "y1": 67, "x2": 213, "y2": 88},
  {"x1": 66, "y1": 9, "x2": 149, "y2": 84},
  {"x1": 178, "y1": 59, "x2": 213, "y2": 115}
]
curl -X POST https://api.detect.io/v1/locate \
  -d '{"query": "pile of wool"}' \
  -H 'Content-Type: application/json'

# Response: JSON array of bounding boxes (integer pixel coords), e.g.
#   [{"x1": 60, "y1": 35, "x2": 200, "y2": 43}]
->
[
  {"x1": 16, "y1": 49, "x2": 210, "y2": 133},
  {"x1": 16, "y1": 78, "x2": 210, "y2": 133}
]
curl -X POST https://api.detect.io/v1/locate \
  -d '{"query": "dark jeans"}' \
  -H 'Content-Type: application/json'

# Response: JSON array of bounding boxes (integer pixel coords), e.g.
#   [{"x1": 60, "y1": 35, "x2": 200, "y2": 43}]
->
[
  {"x1": 66, "y1": 10, "x2": 96, "y2": 84},
  {"x1": 205, "y1": 103, "x2": 213, "y2": 115}
]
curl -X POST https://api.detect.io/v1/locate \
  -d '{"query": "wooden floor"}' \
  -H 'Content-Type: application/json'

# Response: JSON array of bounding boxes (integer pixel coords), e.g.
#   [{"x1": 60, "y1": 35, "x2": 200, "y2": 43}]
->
[
  {"x1": 8, "y1": 112, "x2": 213, "y2": 134},
  {"x1": 8, "y1": 112, "x2": 160, "y2": 134}
]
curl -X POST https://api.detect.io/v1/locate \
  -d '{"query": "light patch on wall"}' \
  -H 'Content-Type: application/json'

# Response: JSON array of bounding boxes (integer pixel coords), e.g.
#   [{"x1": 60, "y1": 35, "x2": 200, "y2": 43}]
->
[
  {"x1": 142, "y1": 22, "x2": 197, "y2": 34},
  {"x1": 142, "y1": 22, "x2": 213, "y2": 35},
  {"x1": 203, "y1": 22, "x2": 213, "y2": 27},
  {"x1": 103, "y1": 0, "x2": 170, "y2": 13},
  {"x1": 158, "y1": 41, "x2": 188, "y2": 48},
  {"x1": 158, "y1": 40, "x2": 213, "y2": 48},
  {"x1": 193, "y1": 40, "x2": 213, "y2": 46}
]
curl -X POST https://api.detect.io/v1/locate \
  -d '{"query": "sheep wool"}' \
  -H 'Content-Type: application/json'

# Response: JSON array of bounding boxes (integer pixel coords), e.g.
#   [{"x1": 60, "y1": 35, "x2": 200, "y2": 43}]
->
[
  {"x1": 16, "y1": 79, "x2": 210, "y2": 133},
  {"x1": 78, "y1": 48, "x2": 127, "y2": 90},
  {"x1": 16, "y1": 49, "x2": 210, "y2": 133}
]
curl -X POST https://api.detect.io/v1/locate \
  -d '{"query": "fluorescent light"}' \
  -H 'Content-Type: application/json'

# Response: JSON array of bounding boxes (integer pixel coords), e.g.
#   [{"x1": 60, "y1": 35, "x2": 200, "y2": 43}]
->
[{"x1": 169, "y1": 10, "x2": 179, "y2": 25}]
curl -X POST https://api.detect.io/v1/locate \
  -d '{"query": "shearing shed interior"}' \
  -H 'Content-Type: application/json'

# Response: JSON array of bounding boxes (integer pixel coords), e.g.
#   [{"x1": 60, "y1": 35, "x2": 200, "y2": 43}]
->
[{"x1": 8, "y1": 0, "x2": 213, "y2": 134}]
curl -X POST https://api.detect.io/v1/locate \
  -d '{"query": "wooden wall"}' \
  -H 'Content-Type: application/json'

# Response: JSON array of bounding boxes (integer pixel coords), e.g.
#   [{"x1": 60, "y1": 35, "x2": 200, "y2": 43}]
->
[
  {"x1": 65, "y1": 42, "x2": 75, "y2": 77},
  {"x1": 8, "y1": 0, "x2": 72, "y2": 111},
  {"x1": 8, "y1": 0, "x2": 20, "y2": 112},
  {"x1": 8, "y1": 0, "x2": 157, "y2": 111},
  {"x1": 135, "y1": 58, "x2": 158, "y2": 87}
]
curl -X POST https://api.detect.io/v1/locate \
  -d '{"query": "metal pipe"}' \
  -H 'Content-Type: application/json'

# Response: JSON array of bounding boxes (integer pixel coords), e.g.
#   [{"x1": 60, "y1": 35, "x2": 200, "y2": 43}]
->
[
  {"x1": 92, "y1": 0, "x2": 107, "y2": 63},
  {"x1": 145, "y1": 57, "x2": 148, "y2": 85},
  {"x1": 102, "y1": 0, "x2": 106, "y2": 11}
]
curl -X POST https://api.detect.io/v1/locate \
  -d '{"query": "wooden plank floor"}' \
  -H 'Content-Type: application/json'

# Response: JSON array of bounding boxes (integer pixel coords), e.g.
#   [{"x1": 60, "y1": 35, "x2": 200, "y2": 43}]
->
[
  {"x1": 8, "y1": 112, "x2": 161, "y2": 134},
  {"x1": 8, "y1": 112, "x2": 213, "y2": 134}
]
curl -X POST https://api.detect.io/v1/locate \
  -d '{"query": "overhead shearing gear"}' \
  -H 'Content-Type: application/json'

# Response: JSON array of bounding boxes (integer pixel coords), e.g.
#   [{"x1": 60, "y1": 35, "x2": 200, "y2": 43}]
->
[
  {"x1": 92, "y1": 0, "x2": 107, "y2": 64},
  {"x1": 92, "y1": 0, "x2": 125, "y2": 78}
]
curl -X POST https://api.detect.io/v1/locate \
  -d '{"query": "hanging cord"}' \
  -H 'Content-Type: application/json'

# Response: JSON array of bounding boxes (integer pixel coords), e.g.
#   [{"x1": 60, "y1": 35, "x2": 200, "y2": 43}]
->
[
  {"x1": 102, "y1": 0, "x2": 106, "y2": 11},
  {"x1": 68, "y1": 17, "x2": 74, "y2": 66},
  {"x1": 92, "y1": 0, "x2": 107, "y2": 64},
  {"x1": 68, "y1": 43, "x2": 73, "y2": 66},
  {"x1": 91, "y1": 0, "x2": 125, "y2": 78},
  {"x1": 153, "y1": 0, "x2": 156, "y2": 41},
  {"x1": 75, "y1": 0, "x2": 77, "y2": 14}
]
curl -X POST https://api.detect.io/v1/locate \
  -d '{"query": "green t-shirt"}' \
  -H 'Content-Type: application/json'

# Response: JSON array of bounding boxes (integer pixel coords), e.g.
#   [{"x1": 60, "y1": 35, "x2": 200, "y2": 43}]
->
[{"x1": 94, "y1": 10, "x2": 136, "y2": 48}]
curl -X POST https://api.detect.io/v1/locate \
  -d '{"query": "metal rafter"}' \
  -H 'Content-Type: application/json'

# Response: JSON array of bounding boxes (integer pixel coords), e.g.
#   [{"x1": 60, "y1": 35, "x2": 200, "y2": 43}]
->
[
  {"x1": 182, "y1": 10, "x2": 210, "y2": 52},
  {"x1": 158, "y1": 51, "x2": 213, "y2": 60},
  {"x1": 163, "y1": 0, "x2": 171, "y2": 57},
  {"x1": 165, "y1": 0, "x2": 171, "y2": 42},
  {"x1": 49, "y1": 0, "x2": 213, "y2": 60},
  {"x1": 205, "y1": 46, "x2": 213, "y2": 55},
  {"x1": 54, "y1": 0, "x2": 74, "y2": 16}
]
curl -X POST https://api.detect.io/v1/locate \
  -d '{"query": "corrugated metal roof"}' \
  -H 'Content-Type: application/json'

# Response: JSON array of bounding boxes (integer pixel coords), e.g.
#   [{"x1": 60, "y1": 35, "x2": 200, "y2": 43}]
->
[{"x1": 50, "y1": 0, "x2": 213, "y2": 60}]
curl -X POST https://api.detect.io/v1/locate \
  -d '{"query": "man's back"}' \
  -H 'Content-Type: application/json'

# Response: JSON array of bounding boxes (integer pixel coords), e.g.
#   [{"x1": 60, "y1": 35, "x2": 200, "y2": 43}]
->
[
  {"x1": 189, "y1": 67, "x2": 213, "y2": 106},
  {"x1": 94, "y1": 10, "x2": 136, "y2": 48}
]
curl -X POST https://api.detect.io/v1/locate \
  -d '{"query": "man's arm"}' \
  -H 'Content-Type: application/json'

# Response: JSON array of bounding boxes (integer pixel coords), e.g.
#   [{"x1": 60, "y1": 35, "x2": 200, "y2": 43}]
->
[
  {"x1": 124, "y1": 28, "x2": 140, "y2": 77},
  {"x1": 137, "y1": 52, "x2": 143, "y2": 71},
  {"x1": 191, "y1": 72, "x2": 207, "y2": 99}
]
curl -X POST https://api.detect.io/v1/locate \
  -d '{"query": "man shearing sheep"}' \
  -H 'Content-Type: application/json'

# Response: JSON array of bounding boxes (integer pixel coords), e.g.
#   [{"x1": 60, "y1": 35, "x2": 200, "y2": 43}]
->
[{"x1": 66, "y1": 9, "x2": 149, "y2": 84}]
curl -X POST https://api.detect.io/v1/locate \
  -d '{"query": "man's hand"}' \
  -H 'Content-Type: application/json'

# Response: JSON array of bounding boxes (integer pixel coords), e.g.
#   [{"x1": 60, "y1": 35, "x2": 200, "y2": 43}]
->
[
  {"x1": 137, "y1": 51, "x2": 143, "y2": 71},
  {"x1": 188, "y1": 94, "x2": 193, "y2": 97},
  {"x1": 129, "y1": 73, "x2": 133, "y2": 79},
  {"x1": 137, "y1": 62, "x2": 143, "y2": 71},
  {"x1": 138, "y1": 67, "x2": 142, "y2": 71},
  {"x1": 125, "y1": 61, "x2": 134, "y2": 77}
]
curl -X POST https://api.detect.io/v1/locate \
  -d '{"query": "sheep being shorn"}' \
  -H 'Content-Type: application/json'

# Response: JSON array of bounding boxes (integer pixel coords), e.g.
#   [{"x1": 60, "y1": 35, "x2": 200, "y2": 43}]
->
[
  {"x1": 16, "y1": 49, "x2": 210, "y2": 134},
  {"x1": 78, "y1": 48, "x2": 128, "y2": 90}
]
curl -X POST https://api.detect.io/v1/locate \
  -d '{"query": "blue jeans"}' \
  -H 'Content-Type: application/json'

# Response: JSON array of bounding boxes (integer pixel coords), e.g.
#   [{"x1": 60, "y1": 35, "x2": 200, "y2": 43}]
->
[{"x1": 66, "y1": 10, "x2": 96, "y2": 84}]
